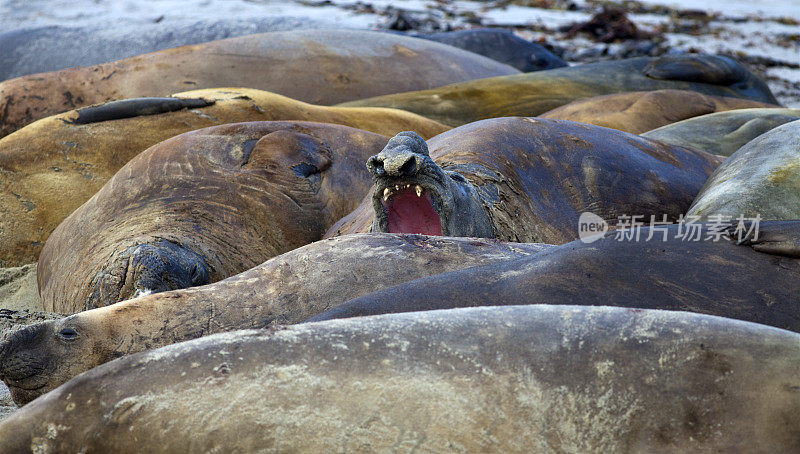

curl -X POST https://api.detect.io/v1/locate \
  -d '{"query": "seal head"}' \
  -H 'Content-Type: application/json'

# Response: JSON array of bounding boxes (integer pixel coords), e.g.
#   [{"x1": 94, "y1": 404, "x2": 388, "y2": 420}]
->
[
  {"x1": 366, "y1": 132, "x2": 493, "y2": 237},
  {"x1": 0, "y1": 316, "x2": 106, "y2": 406}
]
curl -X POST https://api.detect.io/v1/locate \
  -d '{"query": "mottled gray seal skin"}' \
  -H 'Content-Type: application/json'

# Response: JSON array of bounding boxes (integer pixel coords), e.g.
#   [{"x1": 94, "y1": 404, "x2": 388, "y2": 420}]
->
[
  {"x1": 309, "y1": 221, "x2": 800, "y2": 334},
  {"x1": 642, "y1": 108, "x2": 800, "y2": 156},
  {"x1": 0, "y1": 18, "x2": 333, "y2": 81},
  {"x1": 0, "y1": 234, "x2": 548, "y2": 406},
  {"x1": 411, "y1": 28, "x2": 568, "y2": 72},
  {"x1": 687, "y1": 119, "x2": 800, "y2": 220},
  {"x1": 328, "y1": 118, "x2": 722, "y2": 244},
  {"x1": 1, "y1": 305, "x2": 799, "y2": 452}
]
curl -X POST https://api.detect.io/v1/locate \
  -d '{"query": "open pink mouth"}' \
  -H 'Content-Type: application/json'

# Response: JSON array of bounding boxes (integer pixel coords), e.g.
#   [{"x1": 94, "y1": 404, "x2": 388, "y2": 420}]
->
[{"x1": 384, "y1": 186, "x2": 442, "y2": 236}]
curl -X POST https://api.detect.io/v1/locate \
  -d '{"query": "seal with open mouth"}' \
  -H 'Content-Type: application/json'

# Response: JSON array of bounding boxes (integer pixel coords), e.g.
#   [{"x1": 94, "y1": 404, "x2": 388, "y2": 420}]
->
[
  {"x1": 327, "y1": 118, "x2": 722, "y2": 243},
  {"x1": 365, "y1": 131, "x2": 494, "y2": 237}
]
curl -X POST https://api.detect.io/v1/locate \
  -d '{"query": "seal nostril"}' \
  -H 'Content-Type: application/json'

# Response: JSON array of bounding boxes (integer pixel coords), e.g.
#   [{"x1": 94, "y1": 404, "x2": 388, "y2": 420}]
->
[
  {"x1": 368, "y1": 156, "x2": 385, "y2": 176},
  {"x1": 399, "y1": 157, "x2": 416, "y2": 176}
]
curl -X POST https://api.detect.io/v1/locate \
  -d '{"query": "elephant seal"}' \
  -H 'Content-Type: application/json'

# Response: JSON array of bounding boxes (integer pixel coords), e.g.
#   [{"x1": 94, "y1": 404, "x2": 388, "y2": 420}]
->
[
  {"x1": 687, "y1": 119, "x2": 800, "y2": 220},
  {"x1": 0, "y1": 234, "x2": 548, "y2": 406},
  {"x1": 1, "y1": 305, "x2": 799, "y2": 452},
  {"x1": 642, "y1": 107, "x2": 800, "y2": 156},
  {"x1": 0, "y1": 29, "x2": 517, "y2": 137},
  {"x1": 410, "y1": 28, "x2": 567, "y2": 72},
  {"x1": 338, "y1": 54, "x2": 779, "y2": 126},
  {"x1": 539, "y1": 89, "x2": 778, "y2": 134},
  {"x1": 0, "y1": 87, "x2": 448, "y2": 267},
  {"x1": 310, "y1": 221, "x2": 800, "y2": 334},
  {"x1": 36, "y1": 121, "x2": 390, "y2": 314},
  {"x1": 326, "y1": 118, "x2": 722, "y2": 244},
  {"x1": 0, "y1": 18, "x2": 333, "y2": 81}
]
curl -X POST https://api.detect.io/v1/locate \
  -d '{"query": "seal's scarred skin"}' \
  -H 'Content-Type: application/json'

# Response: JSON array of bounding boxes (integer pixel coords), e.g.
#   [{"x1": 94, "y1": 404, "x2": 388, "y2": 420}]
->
[
  {"x1": 687, "y1": 119, "x2": 800, "y2": 219},
  {"x1": 310, "y1": 222, "x2": 800, "y2": 333},
  {"x1": 0, "y1": 29, "x2": 518, "y2": 137},
  {"x1": 339, "y1": 54, "x2": 779, "y2": 126},
  {"x1": 0, "y1": 234, "x2": 549, "y2": 406},
  {"x1": 539, "y1": 89, "x2": 778, "y2": 134},
  {"x1": 326, "y1": 118, "x2": 722, "y2": 244},
  {"x1": 1, "y1": 305, "x2": 799, "y2": 452},
  {"x1": 0, "y1": 87, "x2": 449, "y2": 267},
  {"x1": 36, "y1": 121, "x2": 388, "y2": 314}
]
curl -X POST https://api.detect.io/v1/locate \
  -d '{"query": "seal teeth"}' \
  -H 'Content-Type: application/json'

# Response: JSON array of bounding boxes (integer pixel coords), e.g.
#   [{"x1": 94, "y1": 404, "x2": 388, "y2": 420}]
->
[
  {"x1": 395, "y1": 185, "x2": 400, "y2": 191},
  {"x1": 415, "y1": 185, "x2": 422, "y2": 197},
  {"x1": 383, "y1": 187, "x2": 391, "y2": 202}
]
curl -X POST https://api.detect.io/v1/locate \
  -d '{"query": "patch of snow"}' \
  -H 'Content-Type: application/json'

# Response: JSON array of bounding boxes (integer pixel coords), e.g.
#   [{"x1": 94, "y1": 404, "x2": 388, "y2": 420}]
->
[{"x1": 636, "y1": 0, "x2": 800, "y2": 20}]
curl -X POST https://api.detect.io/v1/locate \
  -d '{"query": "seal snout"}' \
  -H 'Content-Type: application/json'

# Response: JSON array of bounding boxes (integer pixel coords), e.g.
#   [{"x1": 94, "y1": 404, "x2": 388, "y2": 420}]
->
[
  {"x1": 0, "y1": 322, "x2": 55, "y2": 404},
  {"x1": 366, "y1": 131, "x2": 429, "y2": 179},
  {"x1": 367, "y1": 131, "x2": 428, "y2": 178},
  {"x1": 90, "y1": 240, "x2": 211, "y2": 307},
  {"x1": 0, "y1": 323, "x2": 47, "y2": 376},
  {"x1": 367, "y1": 152, "x2": 419, "y2": 178}
]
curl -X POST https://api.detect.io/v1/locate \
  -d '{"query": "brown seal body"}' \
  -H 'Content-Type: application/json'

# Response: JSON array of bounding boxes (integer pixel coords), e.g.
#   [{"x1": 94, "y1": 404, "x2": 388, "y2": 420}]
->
[
  {"x1": 339, "y1": 54, "x2": 779, "y2": 126},
  {"x1": 0, "y1": 87, "x2": 448, "y2": 267},
  {"x1": 539, "y1": 89, "x2": 777, "y2": 134},
  {"x1": 0, "y1": 234, "x2": 548, "y2": 405},
  {"x1": 1, "y1": 305, "x2": 799, "y2": 452},
  {"x1": 37, "y1": 121, "x2": 390, "y2": 314},
  {"x1": 326, "y1": 118, "x2": 722, "y2": 244},
  {"x1": 311, "y1": 222, "x2": 800, "y2": 335},
  {"x1": 0, "y1": 29, "x2": 517, "y2": 137}
]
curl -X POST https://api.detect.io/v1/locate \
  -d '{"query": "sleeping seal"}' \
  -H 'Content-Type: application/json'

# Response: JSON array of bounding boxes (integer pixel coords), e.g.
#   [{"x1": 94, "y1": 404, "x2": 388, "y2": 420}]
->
[
  {"x1": 339, "y1": 54, "x2": 779, "y2": 126},
  {"x1": 0, "y1": 29, "x2": 517, "y2": 137},
  {"x1": 36, "y1": 121, "x2": 388, "y2": 313},
  {"x1": 686, "y1": 119, "x2": 800, "y2": 219},
  {"x1": 310, "y1": 221, "x2": 800, "y2": 333},
  {"x1": 539, "y1": 89, "x2": 778, "y2": 134},
  {"x1": 642, "y1": 107, "x2": 800, "y2": 156},
  {"x1": 1, "y1": 305, "x2": 798, "y2": 452},
  {"x1": 410, "y1": 28, "x2": 567, "y2": 72},
  {"x1": 0, "y1": 87, "x2": 448, "y2": 267},
  {"x1": 0, "y1": 234, "x2": 548, "y2": 406}
]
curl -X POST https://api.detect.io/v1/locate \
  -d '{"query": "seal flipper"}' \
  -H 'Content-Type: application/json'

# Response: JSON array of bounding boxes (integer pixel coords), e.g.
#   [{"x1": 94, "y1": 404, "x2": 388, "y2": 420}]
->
[
  {"x1": 71, "y1": 97, "x2": 214, "y2": 125},
  {"x1": 728, "y1": 220, "x2": 800, "y2": 258},
  {"x1": 644, "y1": 54, "x2": 747, "y2": 86}
]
